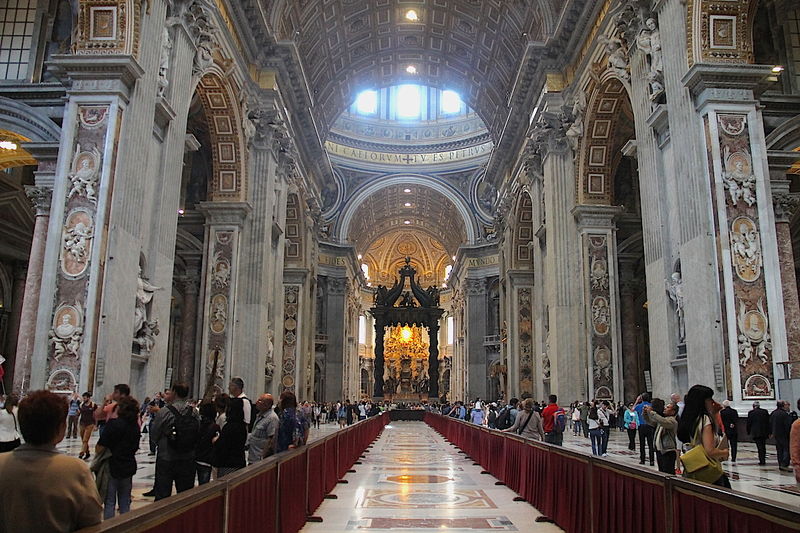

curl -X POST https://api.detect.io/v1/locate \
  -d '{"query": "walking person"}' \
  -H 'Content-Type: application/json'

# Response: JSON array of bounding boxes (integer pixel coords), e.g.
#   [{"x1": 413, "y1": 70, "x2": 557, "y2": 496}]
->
[
  {"x1": 579, "y1": 401, "x2": 589, "y2": 438},
  {"x1": 790, "y1": 398, "x2": 800, "y2": 484},
  {"x1": 746, "y1": 400, "x2": 770, "y2": 465},
  {"x1": 502, "y1": 399, "x2": 544, "y2": 440},
  {"x1": 78, "y1": 392, "x2": 97, "y2": 460},
  {"x1": 677, "y1": 384, "x2": 730, "y2": 488},
  {"x1": 571, "y1": 403, "x2": 581, "y2": 436},
  {"x1": 67, "y1": 392, "x2": 81, "y2": 439},
  {"x1": 96, "y1": 396, "x2": 140, "y2": 519},
  {"x1": 541, "y1": 395, "x2": 565, "y2": 446},
  {"x1": 644, "y1": 398, "x2": 679, "y2": 474},
  {"x1": 624, "y1": 403, "x2": 638, "y2": 451},
  {"x1": 0, "y1": 394, "x2": 20, "y2": 452},
  {"x1": 771, "y1": 400, "x2": 793, "y2": 472},
  {"x1": 150, "y1": 383, "x2": 200, "y2": 500},
  {"x1": 720, "y1": 400, "x2": 739, "y2": 462}
]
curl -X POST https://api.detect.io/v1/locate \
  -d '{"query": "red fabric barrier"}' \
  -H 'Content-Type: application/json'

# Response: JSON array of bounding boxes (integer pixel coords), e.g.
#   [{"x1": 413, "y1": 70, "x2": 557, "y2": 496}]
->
[
  {"x1": 324, "y1": 437, "x2": 338, "y2": 492},
  {"x1": 593, "y1": 465, "x2": 665, "y2": 533},
  {"x1": 279, "y1": 451, "x2": 310, "y2": 533},
  {"x1": 546, "y1": 452, "x2": 589, "y2": 533},
  {"x1": 306, "y1": 443, "x2": 326, "y2": 516},
  {"x1": 503, "y1": 437, "x2": 524, "y2": 493},
  {"x1": 228, "y1": 467, "x2": 278, "y2": 533},
  {"x1": 141, "y1": 495, "x2": 224, "y2": 533},
  {"x1": 673, "y1": 490, "x2": 800, "y2": 533}
]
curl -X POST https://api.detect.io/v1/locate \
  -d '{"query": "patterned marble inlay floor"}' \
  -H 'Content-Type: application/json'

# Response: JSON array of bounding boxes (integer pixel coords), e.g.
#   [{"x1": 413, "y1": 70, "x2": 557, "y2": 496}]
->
[{"x1": 301, "y1": 422, "x2": 563, "y2": 533}]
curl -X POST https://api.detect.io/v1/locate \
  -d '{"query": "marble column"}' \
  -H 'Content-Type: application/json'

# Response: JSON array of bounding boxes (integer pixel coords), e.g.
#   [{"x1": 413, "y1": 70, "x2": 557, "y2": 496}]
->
[
  {"x1": 428, "y1": 323, "x2": 440, "y2": 401},
  {"x1": 373, "y1": 321, "x2": 385, "y2": 399},
  {"x1": 771, "y1": 179, "x2": 800, "y2": 378},
  {"x1": 177, "y1": 261, "x2": 200, "y2": 387},
  {"x1": 3, "y1": 263, "x2": 27, "y2": 389},
  {"x1": 465, "y1": 278, "x2": 487, "y2": 400},
  {"x1": 13, "y1": 186, "x2": 52, "y2": 393},
  {"x1": 618, "y1": 256, "x2": 641, "y2": 400}
]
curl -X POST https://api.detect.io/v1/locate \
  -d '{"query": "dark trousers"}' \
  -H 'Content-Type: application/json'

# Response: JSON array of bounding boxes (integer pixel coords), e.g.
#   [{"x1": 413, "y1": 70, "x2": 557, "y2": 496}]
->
[
  {"x1": 626, "y1": 428, "x2": 637, "y2": 450},
  {"x1": 753, "y1": 437, "x2": 767, "y2": 464},
  {"x1": 776, "y1": 436, "x2": 790, "y2": 467},
  {"x1": 655, "y1": 450, "x2": 676, "y2": 474},
  {"x1": 726, "y1": 431, "x2": 738, "y2": 461},
  {"x1": 196, "y1": 464, "x2": 212, "y2": 485},
  {"x1": 600, "y1": 426, "x2": 610, "y2": 454},
  {"x1": 544, "y1": 432, "x2": 563, "y2": 446},
  {"x1": 67, "y1": 415, "x2": 79, "y2": 438},
  {"x1": 638, "y1": 425, "x2": 655, "y2": 464},
  {"x1": 581, "y1": 420, "x2": 589, "y2": 437},
  {"x1": 154, "y1": 458, "x2": 195, "y2": 500},
  {"x1": 589, "y1": 428, "x2": 603, "y2": 455}
]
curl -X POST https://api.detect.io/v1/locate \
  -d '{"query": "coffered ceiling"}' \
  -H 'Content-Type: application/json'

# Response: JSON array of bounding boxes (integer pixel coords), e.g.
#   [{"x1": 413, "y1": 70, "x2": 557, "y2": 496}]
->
[
  {"x1": 257, "y1": 0, "x2": 571, "y2": 138},
  {"x1": 347, "y1": 183, "x2": 467, "y2": 256}
]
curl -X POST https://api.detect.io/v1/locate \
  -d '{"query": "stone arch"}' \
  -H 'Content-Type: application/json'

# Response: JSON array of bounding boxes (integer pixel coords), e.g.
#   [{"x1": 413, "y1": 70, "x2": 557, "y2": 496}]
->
[
  {"x1": 577, "y1": 77, "x2": 635, "y2": 205},
  {"x1": 686, "y1": 0, "x2": 759, "y2": 65},
  {"x1": 338, "y1": 175, "x2": 479, "y2": 244},
  {"x1": 192, "y1": 73, "x2": 247, "y2": 202}
]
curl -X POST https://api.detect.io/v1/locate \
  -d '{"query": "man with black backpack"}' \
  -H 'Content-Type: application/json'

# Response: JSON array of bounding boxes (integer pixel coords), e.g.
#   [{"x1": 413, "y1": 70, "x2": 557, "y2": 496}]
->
[
  {"x1": 150, "y1": 382, "x2": 200, "y2": 501},
  {"x1": 495, "y1": 398, "x2": 519, "y2": 431}
]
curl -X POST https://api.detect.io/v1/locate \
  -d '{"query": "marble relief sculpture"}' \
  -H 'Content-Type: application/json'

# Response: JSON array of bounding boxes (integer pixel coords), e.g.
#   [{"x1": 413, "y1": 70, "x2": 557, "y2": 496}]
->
[
  {"x1": 50, "y1": 304, "x2": 84, "y2": 361},
  {"x1": 636, "y1": 18, "x2": 664, "y2": 101},
  {"x1": 590, "y1": 258, "x2": 609, "y2": 290},
  {"x1": 730, "y1": 216, "x2": 762, "y2": 282},
  {"x1": 565, "y1": 91, "x2": 586, "y2": 153},
  {"x1": 61, "y1": 210, "x2": 94, "y2": 277},
  {"x1": 737, "y1": 299, "x2": 771, "y2": 366},
  {"x1": 157, "y1": 26, "x2": 173, "y2": 98},
  {"x1": 67, "y1": 145, "x2": 101, "y2": 204},
  {"x1": 666, "y1": 272, "x2": 686, "y2": 342},
  {"x1": 723, "y1": 151, "x2": 757, "y2": 207},
  {"x1": 600, "y1": 35, "x2": 630, "y2": 81}
]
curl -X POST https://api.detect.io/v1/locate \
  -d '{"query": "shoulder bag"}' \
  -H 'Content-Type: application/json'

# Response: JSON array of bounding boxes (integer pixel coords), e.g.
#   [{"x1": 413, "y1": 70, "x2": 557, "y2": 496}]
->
[{"x1": 680, "y1": 421, "x2": 723, "y2": 484}]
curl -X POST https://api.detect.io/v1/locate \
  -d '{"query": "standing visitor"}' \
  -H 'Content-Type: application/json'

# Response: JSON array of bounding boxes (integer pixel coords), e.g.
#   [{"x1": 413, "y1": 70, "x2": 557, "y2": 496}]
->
[
  {"x1": 676, "y1": 384, "x2": 730, "y2": 488},
  {"x1": 470, "y1": 402, "x2": 485, "y2": 425},
  {"x1": 78, "y1": 392, "x2": 96, "y2": 460},
  {"x1": 771, "y1": 400, "x2": 793, "y2": 472},
  {"x1": 634, "y1": 393, "x2": 655, "y2": 466},
  {"x1": 0, "y1": 394, "x2": 20, "y2": 452},
  {"x1": 644, "y1": 399, "x2": 679, "y2": 474},
  {"x1": 313, "y1": 403, "x2": 322, "y2": 429},
  {"x1": 571, "y1": 403, "x2": 581, "y2": 435},
  {"x1": 276, "y1": 391, "x2": 309, "y2": 453},
  {"x1": 587, "y1": 403, "x2": 608, "y2": 456},
  {"x1": 600, "y1": 401, "x2": 612, "y2": 455},
  {"x1": 67, "y1": 392, "x2": 81, "y2": 439},
  {"x1": 150, "y1": 383, "x2": 200, "y2": 500},
  {"x1": 228, "y1": 378, "x2": 252, "y2": 431},
  {"x1": 195, "y1": 402, "x2": 218, "y2": 485},
  {"x1": 541, "y1": 395, "x2": 564, "y2": 446},
  {"x1": 790, "y1": 398, "x2": 800, "y2": 484},
  {"x1": 623, "y1": 403, "x2": 638, "y2": 451},
  {"x1": 579, "y1": 401, "x2": 590, "y2": 437},
  {"x1": 337, "y1": 402, "x2": 347, "y2": 428},
  {"x1": 503, "y1": 399, "x2": 543, "y2": 440},
  {"x1": 94, "y1": 395, "x2": 112, "y2": 437},
  {"x1": 96, "y1": 396, "x2": 140, "y2": 519},
  {"x1": 747, "y1": 400, "x2": 770, "y2": 465},
  {"x1": 247, "y1": 394, "x2": 279, "y2": 463},
  {"x1": 0, "y1": 390, "x2": 102, "y2": 531},
  {"x1": 212, "y1": 398, "x2": 247, "y2": 477},
  {"x1": 719, "y1": 400, "x2": 739, "y2": 463},
  {"x1": 358, "y1": 401, "x2": 367, "y2": 421}
]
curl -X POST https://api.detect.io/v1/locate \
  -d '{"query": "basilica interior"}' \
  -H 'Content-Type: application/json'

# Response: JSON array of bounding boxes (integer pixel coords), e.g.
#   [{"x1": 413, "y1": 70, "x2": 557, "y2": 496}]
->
[{"x1": 0, "y1": 0, "x2": 798, "y2": 417}]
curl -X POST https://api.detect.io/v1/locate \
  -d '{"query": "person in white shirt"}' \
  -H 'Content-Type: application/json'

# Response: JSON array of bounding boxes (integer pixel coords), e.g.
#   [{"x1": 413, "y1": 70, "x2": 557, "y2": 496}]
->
[
  {"x1": 0, "y1": 394, "x2": 21, "y2": 452},
  {"x1": 588, "y1": 403, "x2": 609, "y2": 456}
]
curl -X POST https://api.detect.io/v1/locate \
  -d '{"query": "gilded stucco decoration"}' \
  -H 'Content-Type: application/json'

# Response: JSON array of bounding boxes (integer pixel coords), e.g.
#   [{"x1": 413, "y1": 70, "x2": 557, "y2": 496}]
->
[
  {"x1": 686, "y1": 0, "x2": 757, "y2": 66},
  {"x1": 74, "y1": 0, "x2": 142, "y2": 57}
]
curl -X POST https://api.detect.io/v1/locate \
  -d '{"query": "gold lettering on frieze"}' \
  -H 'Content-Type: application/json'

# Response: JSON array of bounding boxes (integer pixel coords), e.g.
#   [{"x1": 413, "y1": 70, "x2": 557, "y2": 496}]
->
[
  {"x1": 324, "y1": 141, "x2": 493, "y2": 165},
  {"x1": 319, "y1": 254, "x2": 347, "y2": 267},
  {"x1": 466, "y1": 255, "x2": 499, "y2": 268}
]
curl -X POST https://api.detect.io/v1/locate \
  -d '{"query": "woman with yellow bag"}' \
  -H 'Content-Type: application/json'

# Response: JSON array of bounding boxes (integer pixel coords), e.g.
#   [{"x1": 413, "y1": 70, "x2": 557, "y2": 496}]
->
[{"x1": 676, "y1": 385, "x2": 731, "y2": 488}]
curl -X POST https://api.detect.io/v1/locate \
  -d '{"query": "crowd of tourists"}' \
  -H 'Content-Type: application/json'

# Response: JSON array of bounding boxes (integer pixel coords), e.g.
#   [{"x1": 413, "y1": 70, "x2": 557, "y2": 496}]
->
[
  {"x1": 0, "y1": 379, "x2": 388, "y2": 532},
  {"x1": 435, "y1": 387, "x2": 800, "y2": 489}
]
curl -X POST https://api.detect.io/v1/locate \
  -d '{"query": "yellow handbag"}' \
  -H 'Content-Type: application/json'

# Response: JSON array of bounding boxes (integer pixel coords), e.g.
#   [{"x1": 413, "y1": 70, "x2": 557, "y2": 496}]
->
[{"x1": 680, "y1": 423, "x2": 723, "y2": 483}]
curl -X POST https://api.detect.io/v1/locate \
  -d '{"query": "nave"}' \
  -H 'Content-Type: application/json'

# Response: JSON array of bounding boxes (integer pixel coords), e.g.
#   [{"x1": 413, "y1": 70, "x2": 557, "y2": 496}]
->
[{"x1": 302, "y1": 422, "x2": 562, "y2": 533}]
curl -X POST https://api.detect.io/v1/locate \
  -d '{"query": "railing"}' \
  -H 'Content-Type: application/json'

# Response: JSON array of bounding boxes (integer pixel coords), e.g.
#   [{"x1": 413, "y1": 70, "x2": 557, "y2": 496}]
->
[
  {"x1": 80, "y1": 412, "x2": 389, "y2": 533},
  {"x1": 425, "y1": 413, "x2": 800, "y2": 533}
]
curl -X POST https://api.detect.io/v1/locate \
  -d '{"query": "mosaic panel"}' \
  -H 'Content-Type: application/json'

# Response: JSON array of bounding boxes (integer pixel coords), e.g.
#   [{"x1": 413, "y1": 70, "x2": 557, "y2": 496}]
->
[{"x1": 357, "y1": 489, "x2": 497, "y2": 509}]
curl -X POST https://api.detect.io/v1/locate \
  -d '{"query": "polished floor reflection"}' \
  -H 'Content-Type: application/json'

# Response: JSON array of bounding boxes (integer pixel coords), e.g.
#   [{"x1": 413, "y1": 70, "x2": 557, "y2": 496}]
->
[{"x1": 301, "y1": 421, "x2": 563, "y2": 532}]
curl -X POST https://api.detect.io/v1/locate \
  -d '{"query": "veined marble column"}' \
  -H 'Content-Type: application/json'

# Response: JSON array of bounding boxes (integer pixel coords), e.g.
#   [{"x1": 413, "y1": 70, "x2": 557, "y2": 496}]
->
[
  {"x1": 574, "y1": 206, "x2": 624, "y2": 402},
  {"x1": 4, "y1": 263, "x2": 27, "y2": 390},
  {"x1": 177, "y1": 261, "x2": 200, "y2": 387},
  {"x1": 465, "y1": 278, "x2": 487, "y2": 400},
  {"x1": 197, "y1": 202, "x2": 251, "y2": 395},
  {"x1": 13, "y1": 186, "x2": 52, "y2": 393},
  {"x1": 771, "y1": 177, "x2": 800, "y2": 378}
]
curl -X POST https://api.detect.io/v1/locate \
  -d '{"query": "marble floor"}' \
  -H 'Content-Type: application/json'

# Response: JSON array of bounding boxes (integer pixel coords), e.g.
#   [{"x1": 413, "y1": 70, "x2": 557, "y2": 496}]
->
[
  {"x1": 301, "y1": 421, "x2": 563, "y2": 533},
  {"x1": 561, "y1": 425, "x2": 800, "y2": 506}
]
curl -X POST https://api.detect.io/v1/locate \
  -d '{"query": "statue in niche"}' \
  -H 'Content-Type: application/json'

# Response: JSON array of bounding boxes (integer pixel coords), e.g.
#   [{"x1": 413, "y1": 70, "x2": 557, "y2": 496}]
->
[
  {"x1": 157, "y1": 26, "x2": 173, "y2": 98},
  {"x1": 133, "y1": 320, "x2": 160, "y2": 353},
  {"x1": 665, "y1": 272, "x2": 686, "y2": 342},
  {"x1": 134, "y1": 267, "x2": 162, "y2": 346}
]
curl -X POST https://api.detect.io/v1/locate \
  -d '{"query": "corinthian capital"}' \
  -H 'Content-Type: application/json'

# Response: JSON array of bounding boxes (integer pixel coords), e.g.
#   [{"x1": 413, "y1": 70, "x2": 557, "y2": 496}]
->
[
  {"x1": 529, "y1": 112, "x2": 572, "y2": 157},
  {"x1": 24, "y1": 186, "x2": 53, "y2": 216},
  {"x1": 773, "y1": 192, "x2": 800, "y2": 223}
]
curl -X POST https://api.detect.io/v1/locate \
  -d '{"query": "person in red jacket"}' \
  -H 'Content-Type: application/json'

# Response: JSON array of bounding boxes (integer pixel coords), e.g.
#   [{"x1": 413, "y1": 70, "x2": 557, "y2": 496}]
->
[{"x1": 541, "y1": 395, "x2": 563, "y2": 446}]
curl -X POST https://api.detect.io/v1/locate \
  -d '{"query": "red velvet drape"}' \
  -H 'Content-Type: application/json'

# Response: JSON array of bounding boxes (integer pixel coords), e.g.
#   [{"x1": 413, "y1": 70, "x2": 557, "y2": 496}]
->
[
  {"x1": 142, "y1": 495, "x2": 225, "y2": 533},
  {"x1": 593, "y1": 465, "x2": 665, "y2": 533},
  {"x1": 673, "y1": 491, "x2": 799, "y2": 533},
  {"x1": 228, "y1": 466, "x2": 278, "y2": 533},
  {"x1": 306, "y1": 443, "x2": 326, "y2": 515},
  {"x1": 279, "y1": 451, "x2": 309, "y2": 533}
]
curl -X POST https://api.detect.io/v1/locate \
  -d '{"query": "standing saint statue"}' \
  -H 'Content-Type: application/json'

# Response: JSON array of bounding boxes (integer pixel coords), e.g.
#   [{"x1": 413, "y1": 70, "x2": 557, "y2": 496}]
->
[
  {"x1": 665, "y1": 272, "x2": 685, "y2": 342},
  {"x1": 134, "y1": 267, "x2": 162, "y2": 340}
]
